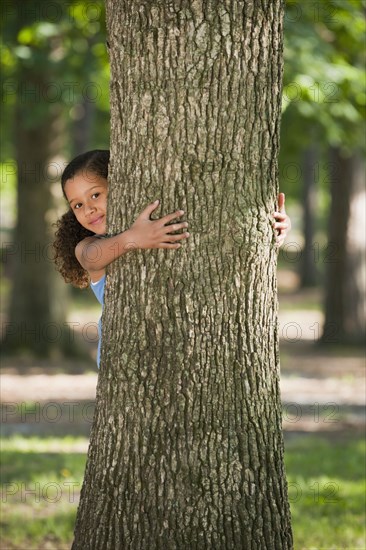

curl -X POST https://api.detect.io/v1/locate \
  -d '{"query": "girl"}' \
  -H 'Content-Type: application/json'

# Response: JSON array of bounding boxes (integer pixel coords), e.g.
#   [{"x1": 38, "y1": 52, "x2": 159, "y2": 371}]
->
[{"x1": 53, "y1": 149, "x2": 290, "y2": 367}]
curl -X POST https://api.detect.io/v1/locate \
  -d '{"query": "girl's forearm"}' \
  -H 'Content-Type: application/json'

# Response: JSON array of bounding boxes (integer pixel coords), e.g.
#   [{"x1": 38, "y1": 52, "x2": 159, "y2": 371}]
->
[{"x1": 81, "y1": 229, "x2": 137, "y2": 272}]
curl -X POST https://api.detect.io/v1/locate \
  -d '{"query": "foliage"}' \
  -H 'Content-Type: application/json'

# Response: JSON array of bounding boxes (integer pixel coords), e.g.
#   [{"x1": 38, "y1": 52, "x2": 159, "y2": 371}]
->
[
  {"x1": 1, "y1": 0, "x2": 364, "y2": 206},
  {"x1": 279, "y1": 0, "x2": 365, "y2": 202},
  {"x1": 0, "y1": 0, "x2": 110, "y2": 162},
  {"x1": 283, "y1": 0, "x2": 365, "y2": 151}
]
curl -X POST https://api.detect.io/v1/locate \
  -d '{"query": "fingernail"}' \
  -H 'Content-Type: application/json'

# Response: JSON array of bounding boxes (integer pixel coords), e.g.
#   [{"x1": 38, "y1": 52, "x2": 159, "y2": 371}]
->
[
  {"x1": 155, "y1": 199, "x2": 159, "y2": 204},
  {"x1": 180, "y1": 210, "x2": 184, "y2": 214}
]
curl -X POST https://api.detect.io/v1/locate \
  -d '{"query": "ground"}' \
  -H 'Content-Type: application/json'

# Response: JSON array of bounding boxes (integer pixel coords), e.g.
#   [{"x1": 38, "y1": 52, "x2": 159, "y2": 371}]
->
[
  {"x1": 1, "y1": 283, "x2": 364, "y2": 437},
  {"x1": 0, "y1": 277, "x2": 365, "y2": 549}
]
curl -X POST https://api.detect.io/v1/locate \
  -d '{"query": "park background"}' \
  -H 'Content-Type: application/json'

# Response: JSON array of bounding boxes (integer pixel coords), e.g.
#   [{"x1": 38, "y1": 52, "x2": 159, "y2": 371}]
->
[{"x1": 0, "y1": 1, "x2": 365, "y2": 548}]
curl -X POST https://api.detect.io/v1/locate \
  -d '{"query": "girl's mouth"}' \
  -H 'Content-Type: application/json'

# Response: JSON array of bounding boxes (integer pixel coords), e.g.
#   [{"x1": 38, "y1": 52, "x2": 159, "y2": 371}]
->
[{"x1": 90, "y1": 215, "x2": 104, "y2": 225}]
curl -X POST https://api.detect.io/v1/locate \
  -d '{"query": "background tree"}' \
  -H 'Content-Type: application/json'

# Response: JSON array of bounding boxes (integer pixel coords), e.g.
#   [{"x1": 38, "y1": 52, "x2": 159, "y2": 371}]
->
[
  {"x1": 1, "y1": 0, "x2": 68, "y2": 357},
  {"x1": 72, "y1": 1, "x2": 293, "y2": 548},
  {"x1": 280, "y1": 0, "x2": 365, "y2": 343},
  {"x1": 0, "y1": 0, "x2": 110, "y2": 358},
  {"x1": 301, "y1": 144, "x2": 318, "y2": 286},
  {"x1": 322, "y1": 147, "x2": 365, "y2": 345}
]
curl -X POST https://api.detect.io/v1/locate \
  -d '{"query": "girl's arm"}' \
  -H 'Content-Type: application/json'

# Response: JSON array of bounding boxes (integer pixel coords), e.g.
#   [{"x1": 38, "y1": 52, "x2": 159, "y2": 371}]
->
[{"x1": 75, "y1": 200, "x2": 189, "y2": 273}]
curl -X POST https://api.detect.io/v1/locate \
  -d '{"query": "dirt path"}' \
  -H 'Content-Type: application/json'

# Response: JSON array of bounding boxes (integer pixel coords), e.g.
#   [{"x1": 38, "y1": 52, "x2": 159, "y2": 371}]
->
[
  {"x1": 1, "y1": 342, "x2": 364, "y2": 437},
  {"x1": 1, "y1": 369, "x2": 365, "y2": 406},
  {"x1": 1, "y1": 284, "x2": 364, "y2": 436}
]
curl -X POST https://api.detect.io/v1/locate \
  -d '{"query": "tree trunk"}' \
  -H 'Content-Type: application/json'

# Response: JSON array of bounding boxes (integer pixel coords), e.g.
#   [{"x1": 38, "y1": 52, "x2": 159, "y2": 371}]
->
[
  {"x1": 72, "y1": 36, "x2": 97, "y2": 156},
  {"x1": 73, "y1": 2, "x2": 293, "y2": 548},
  {"x1": 322, "y1": 147, "x2": 366, "y2": 345},
  {"x1": 300, "y1": 146, "x2": 318, "y2": 287}
]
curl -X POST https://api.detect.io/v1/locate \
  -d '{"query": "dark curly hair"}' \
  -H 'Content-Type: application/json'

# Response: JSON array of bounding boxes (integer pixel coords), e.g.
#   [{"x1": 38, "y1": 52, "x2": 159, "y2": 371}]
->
[{"x1": 53, "y1": 150, "x2": 110, "y2": 288}]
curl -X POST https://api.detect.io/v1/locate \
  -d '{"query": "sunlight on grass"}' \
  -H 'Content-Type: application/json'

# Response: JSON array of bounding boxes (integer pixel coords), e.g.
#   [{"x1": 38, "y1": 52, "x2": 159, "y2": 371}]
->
[{"x1": 1, "y1": 435, "x2": 89, "y2": 453}]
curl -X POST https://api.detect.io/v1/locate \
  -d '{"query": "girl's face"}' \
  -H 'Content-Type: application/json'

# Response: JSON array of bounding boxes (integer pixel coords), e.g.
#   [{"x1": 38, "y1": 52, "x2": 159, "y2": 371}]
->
[{"x1": 64, "y1": 171, "x2": 108, "y2": 235}]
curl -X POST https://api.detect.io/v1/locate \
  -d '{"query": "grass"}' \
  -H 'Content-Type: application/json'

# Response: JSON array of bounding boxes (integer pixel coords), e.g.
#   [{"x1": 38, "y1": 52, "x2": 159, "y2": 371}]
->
[
  {"x1": 0, "y1": 435, "x2": 365, "y2": 549},
  {"x1": 0, "y1": 436, "x2": 87, "y2": 549},
  {"x1": 285, "y1": 435, "x2": 366, "y2": 549}
]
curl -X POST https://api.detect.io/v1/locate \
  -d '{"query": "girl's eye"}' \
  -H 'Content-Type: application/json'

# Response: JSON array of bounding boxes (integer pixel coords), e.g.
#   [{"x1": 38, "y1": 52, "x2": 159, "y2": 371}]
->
[
  {"x1": 92, "y1": 193, "x2": 100, "y2": 199},
  {"x1": 74, "y1": 203, "x2": 82, "y2": 210}
]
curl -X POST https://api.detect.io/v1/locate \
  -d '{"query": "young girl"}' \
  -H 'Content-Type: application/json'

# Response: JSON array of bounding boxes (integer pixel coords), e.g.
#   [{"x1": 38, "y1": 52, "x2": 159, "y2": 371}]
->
[{"x1": 53, "y1": 149, "x2": 290, "y2": 367}]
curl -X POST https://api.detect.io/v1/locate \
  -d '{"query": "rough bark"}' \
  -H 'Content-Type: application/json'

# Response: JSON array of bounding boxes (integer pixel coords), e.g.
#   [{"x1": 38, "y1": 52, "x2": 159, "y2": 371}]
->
[
  {"x1": 322, "y1": 147, "x2": 366, "y2": 345},
  {"x1": 73, "y1": 1, "x2": 292, "y2": 548}
]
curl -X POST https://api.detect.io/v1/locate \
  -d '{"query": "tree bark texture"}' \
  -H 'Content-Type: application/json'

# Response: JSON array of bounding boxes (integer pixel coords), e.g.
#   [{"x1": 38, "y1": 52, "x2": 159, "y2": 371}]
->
[
  {"x1": 322, "y1": 147, "x2": 366, "y2": 345},
  {"x1": 73, "y1": 2, "x2": 293, "y2": 548}
]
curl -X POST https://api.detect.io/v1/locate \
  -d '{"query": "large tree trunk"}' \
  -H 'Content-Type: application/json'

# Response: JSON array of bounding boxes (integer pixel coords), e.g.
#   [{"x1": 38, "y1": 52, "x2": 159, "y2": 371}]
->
[
  {"x1": 73, "y1": 2, "x2": 292, "y2": 548},
  {"x1": 322, "y1": 147, "x2": 366, "y2": 345}
]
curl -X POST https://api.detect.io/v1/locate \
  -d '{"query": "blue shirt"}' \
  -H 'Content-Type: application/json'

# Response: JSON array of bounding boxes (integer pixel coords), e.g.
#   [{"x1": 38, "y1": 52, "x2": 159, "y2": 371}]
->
[{"x1": 90, "y1": 274, "x2": 106, "y2": 368}]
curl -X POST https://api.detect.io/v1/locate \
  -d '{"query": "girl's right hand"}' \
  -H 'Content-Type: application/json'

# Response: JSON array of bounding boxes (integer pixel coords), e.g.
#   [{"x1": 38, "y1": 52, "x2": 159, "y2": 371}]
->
[{"x1": 127, "y1": 200, "x2": 190, "y2": 250}]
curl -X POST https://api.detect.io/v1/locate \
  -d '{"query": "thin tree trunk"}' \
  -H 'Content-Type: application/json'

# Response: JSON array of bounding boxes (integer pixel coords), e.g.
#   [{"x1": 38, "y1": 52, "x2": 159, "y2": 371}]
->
[
  {"x1": 73, "y1": 97, "x2": 95, "y2": 156},
  {"x1": 2, "y1": 0, "x2": 79, "y2": 358},
  {"x1": 322, "y1": 147, "x2": 366, "y2": 345},
  {"x1": 73, "y1": 37, "x2": 97, "y2": 156},
  {"x1": 73, "y1": 2, "x2": 292, "y2": 548},
  {"x1": 300, "y1": 146, "x2": 318, "y2": 287}
]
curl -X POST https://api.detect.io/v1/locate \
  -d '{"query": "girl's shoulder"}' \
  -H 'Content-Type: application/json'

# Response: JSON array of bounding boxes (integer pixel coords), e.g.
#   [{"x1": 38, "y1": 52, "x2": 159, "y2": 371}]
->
[
  {"x1": 75, "y1": 233, "x2": 106, "y2": 254},
  {"x1": 75, "y1": 235, "x2": 97, "y2": 260},
  {"x1": 75, "y1": 234, "x2": 107, "y2": 276}
]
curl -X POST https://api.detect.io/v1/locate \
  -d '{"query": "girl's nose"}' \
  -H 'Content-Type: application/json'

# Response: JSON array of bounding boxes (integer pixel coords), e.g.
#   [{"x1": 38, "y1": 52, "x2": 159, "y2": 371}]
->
[{"x1": 85, "y1": 202, "x2": 96, "y2": 215}]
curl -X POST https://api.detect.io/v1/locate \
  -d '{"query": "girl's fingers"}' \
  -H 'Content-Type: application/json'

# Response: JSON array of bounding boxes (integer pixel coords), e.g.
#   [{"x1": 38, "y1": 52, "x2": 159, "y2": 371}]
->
[
  {"x1": 157, "y1": 232, "x2": 189, "y2": 244},
  {"x1": 273, "y1": 212, "x2": 287, "y2": 221},
  {"x1": 278, "y1": 192, "x2": 285, "y2": 212},
  {"x1": 161, "y1": 210, "x2": 185, "y2": 225},
  {"x1": 165, "y1": 232, "x2": 190, "y2": 242},
  {"x1": 164, "y1": 221, "x2": 188, "y2": 233},
  {"x1": 273, "y1": 222, "x2": 289, "y2": 230},
  {"x1": 157, "y1": 232, "x2": 190, "y2": 248},
  {"x1": 139, "y1": 200, "x2": 160, "y2": 220}
]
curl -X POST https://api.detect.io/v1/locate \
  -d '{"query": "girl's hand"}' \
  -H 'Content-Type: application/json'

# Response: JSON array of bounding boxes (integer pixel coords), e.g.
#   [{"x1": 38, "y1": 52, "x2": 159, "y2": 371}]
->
[
  {"x1": 127, "y1": 200, "x2": 190, "y2": 250},
  {"x1": 273, "y1": 193, "x2": 291, "y2": 248}
]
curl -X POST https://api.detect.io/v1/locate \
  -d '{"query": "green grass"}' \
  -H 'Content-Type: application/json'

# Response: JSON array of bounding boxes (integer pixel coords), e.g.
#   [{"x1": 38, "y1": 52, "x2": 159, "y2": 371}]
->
[
  {"x1": 0, "y1": 435, "x2": 365, "y2": 549},
  {"x1": 285, "y1": 436, "x2": 366, "y2": 549},
  {"x1": 1, "y1": 436, "x2": 87, "y2": 549},
  {"x1": 280, "y1": 299, "x2": 322, "y2": 311}
]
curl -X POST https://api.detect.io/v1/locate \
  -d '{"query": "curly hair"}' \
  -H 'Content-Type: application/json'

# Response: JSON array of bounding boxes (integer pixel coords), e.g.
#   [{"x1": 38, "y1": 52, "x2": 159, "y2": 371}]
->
[{"x1": 52, "y1": 150, "x2": 110, "y2": 288}]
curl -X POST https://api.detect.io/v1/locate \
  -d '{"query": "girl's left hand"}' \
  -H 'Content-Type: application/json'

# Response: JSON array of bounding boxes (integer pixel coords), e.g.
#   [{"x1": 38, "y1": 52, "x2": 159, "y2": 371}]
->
[{"x1": 273, "y1": 193, "x2": 291, "y2": 248}]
